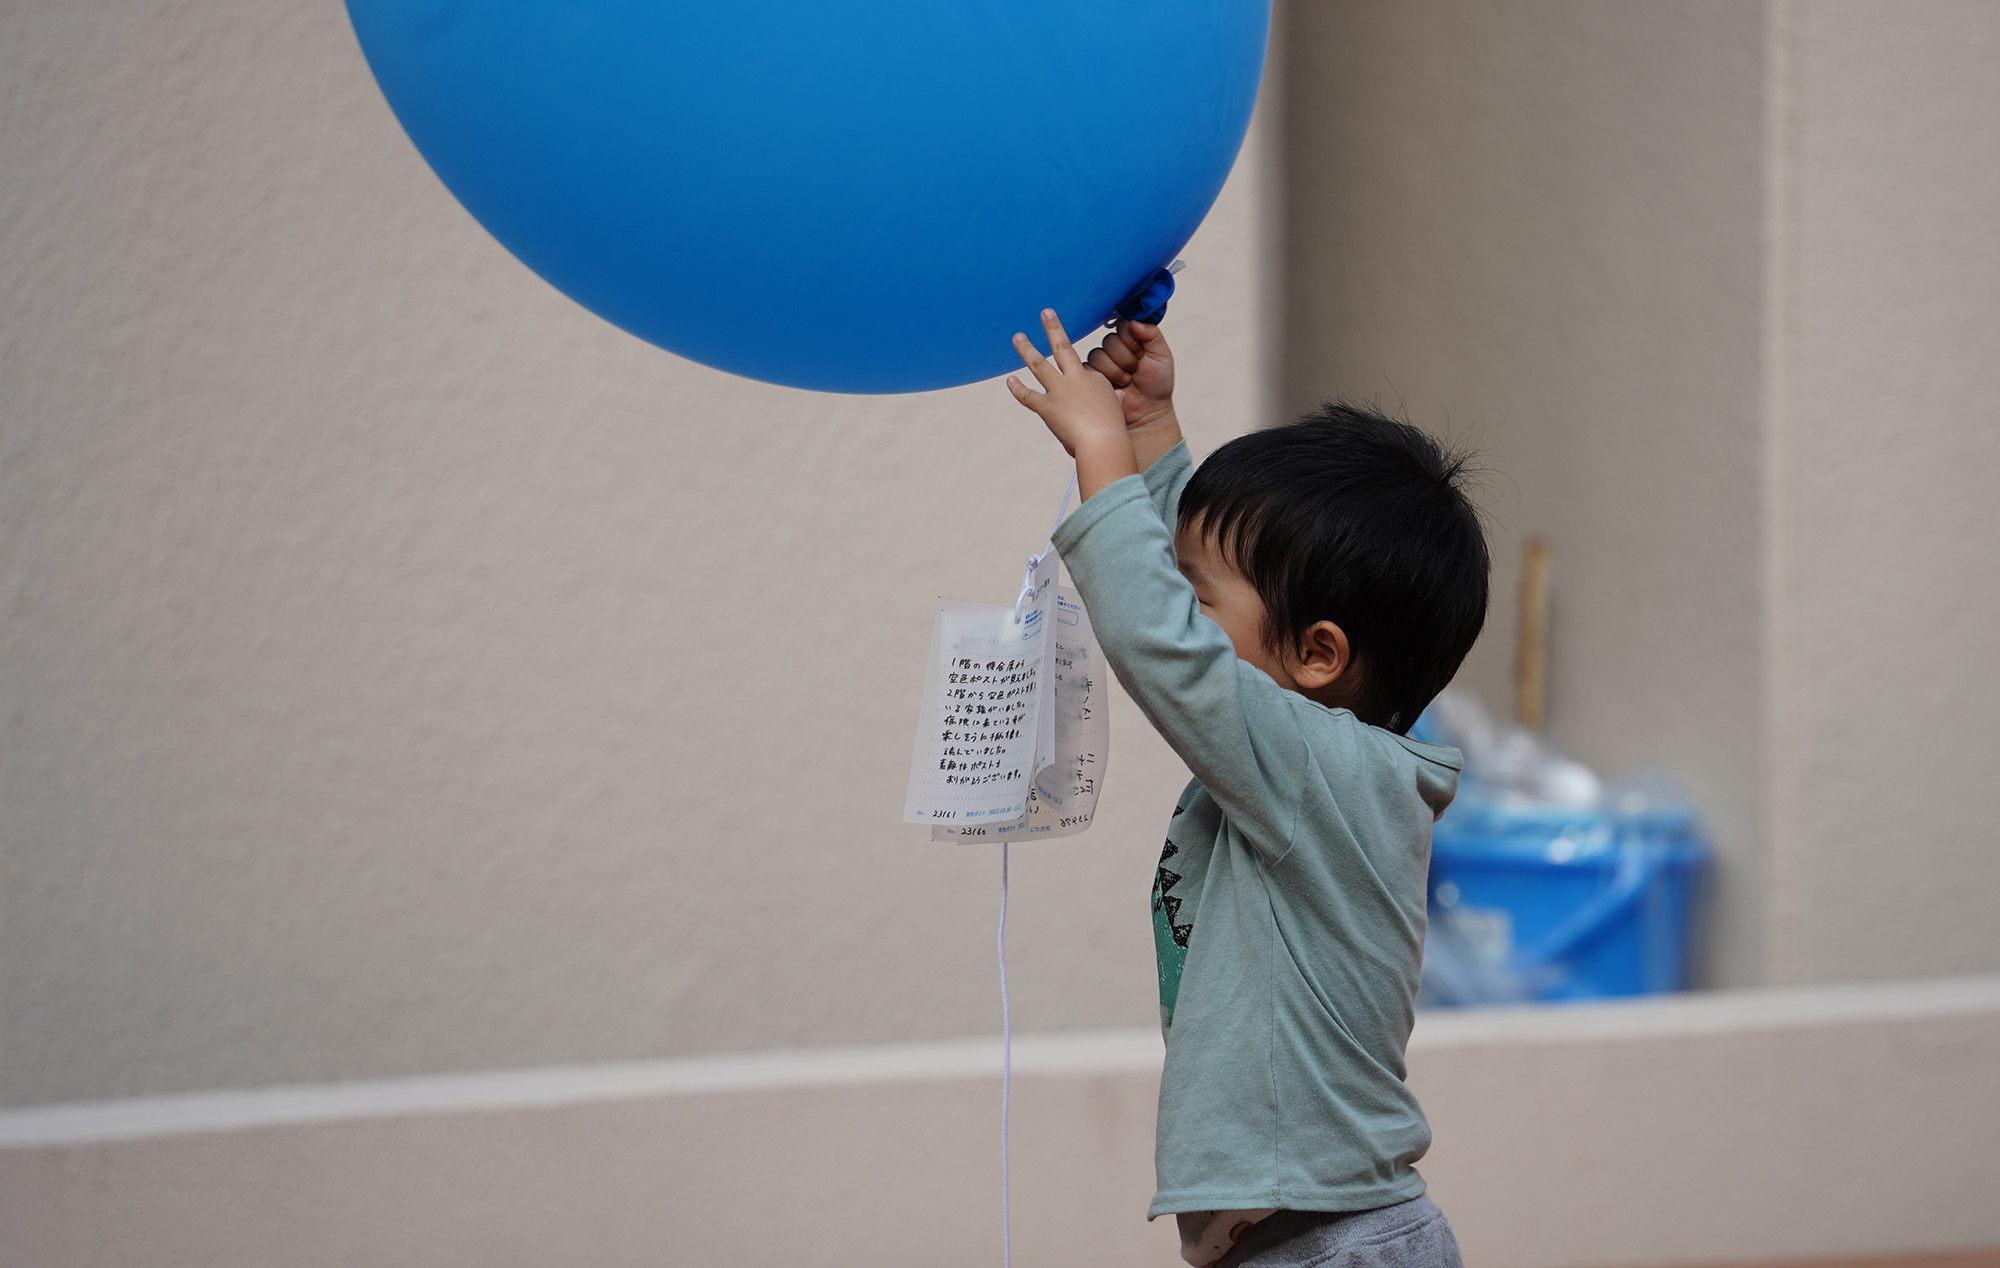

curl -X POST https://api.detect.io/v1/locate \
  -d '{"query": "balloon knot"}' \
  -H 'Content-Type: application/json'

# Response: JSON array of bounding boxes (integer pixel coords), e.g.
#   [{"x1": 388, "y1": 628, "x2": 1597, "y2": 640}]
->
[{"x1": 1112, "y1": 260, "x2": 1185, "y2": 326}]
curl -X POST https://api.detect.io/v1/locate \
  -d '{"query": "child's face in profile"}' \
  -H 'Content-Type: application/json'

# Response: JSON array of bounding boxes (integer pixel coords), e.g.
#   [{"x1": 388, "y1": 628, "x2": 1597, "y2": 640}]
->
[{"x1": 1175, "y1": 522, "x2": 1298, "y2": 691}]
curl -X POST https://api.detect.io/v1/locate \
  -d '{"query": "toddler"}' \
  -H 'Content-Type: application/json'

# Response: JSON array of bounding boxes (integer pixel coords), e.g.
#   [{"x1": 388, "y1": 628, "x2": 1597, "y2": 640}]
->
[{"x1": 1007, "y1": 310, "x2": 1488, "y2": 1268}]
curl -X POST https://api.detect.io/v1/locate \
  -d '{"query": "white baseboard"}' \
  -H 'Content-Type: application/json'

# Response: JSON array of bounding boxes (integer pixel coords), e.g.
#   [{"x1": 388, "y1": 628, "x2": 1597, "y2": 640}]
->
[{"x1": 3, "y1": 977, "x2": 1996, "y2": 1268}]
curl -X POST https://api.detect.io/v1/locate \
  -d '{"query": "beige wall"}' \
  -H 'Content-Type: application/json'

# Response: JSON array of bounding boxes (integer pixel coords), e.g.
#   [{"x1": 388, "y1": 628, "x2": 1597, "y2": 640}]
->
[
  {"x1": 1774, "y1": 1, "x2": 2000, "y2": 983},
  {"x1": 7, "y1": 10, "x2": 1999, "y2": 1263},
  {"x1": 1282, "y1": 0, "x2": 2000, "y2": 989},
  {"x1": 0, "y1": 0, "x2": 1269, "y2": 1105}
]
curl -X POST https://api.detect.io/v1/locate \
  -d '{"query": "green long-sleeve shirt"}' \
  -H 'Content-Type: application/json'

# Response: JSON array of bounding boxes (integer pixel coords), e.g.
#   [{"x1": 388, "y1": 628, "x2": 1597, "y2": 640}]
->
[{"x1": 1051, "y1": 441, "x2": 1461, "y2": 1218}]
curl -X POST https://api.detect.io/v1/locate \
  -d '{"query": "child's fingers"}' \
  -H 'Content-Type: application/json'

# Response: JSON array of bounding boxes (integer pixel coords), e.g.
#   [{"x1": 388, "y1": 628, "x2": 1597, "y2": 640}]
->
[
  {"x1": 1004, "y1": 374, "x2": 1047, "y2": 415},
  {"x1": 1040, "y1": 309, "x2": 1083, "y2": 373},
  {"x1": 1011, "y1": 332, "x2": 1059, "y2": 390},
  {"x1": 1086, "y1": 346, "x2": 1131, "y2": 386},
  {"x1": 1125, "y1": 319, "x2": 1166, "y2": 351},
  {"x1": 1096, "y1": 328, "x2": 1142, "y2": 373}
]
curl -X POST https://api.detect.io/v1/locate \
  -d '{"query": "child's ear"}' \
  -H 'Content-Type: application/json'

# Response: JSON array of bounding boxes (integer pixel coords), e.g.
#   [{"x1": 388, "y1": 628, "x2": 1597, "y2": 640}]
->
[{"x1": 1291, "y1": 620, "x2": 1351, "y2": 690}]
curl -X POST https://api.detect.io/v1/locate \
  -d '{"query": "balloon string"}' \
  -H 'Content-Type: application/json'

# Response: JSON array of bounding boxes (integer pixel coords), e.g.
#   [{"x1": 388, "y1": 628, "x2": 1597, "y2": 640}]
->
[
  {"x1": 1016, "y1": 473, "x2": 1078, "y2": 617},
  {"x1": 1050, "y1": 472, "x2": 1077, "y2": 540},
  {"x1": 1000, "y1": 472, "x2": 1068, "y2": 1265},
  {"x1": 998, "y1": 840, "x2": 1012, "y2": 1268}
]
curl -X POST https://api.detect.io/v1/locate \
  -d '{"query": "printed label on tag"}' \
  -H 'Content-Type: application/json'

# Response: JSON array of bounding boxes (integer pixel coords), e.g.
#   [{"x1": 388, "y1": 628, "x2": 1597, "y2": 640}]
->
[
  {"x1": 901, "y1": 552, "x2": 1059, "y2": 826},
  {"x1": 933, "y1": 587, "x2": 1107, "y2": 843}
]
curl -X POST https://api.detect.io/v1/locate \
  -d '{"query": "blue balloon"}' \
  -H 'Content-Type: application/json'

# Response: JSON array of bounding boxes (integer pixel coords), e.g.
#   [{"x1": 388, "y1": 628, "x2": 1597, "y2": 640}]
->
[{"x1": 345, "y1": 0, "x2": 1268, "y2": 393}]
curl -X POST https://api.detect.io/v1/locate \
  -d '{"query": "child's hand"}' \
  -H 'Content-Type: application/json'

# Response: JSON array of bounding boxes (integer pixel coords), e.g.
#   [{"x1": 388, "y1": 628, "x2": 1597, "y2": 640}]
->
[
  {"x1": 1087, "y1": 319, "x2": 1183, "y2": 474},
  {"x1": 1007, "y1": 309, "x2": 1126, "y2": 458},
  {"x1": 1087, "y1": 320, "x2": 1177, "y2": 432},
  {"x1": 1007, "y1": 309, "x2": 1140, "y2": 499}
]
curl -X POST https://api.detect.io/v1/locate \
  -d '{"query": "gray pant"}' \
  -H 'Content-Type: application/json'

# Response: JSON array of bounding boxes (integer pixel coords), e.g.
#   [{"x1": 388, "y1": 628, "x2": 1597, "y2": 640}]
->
[{"x1": 1212, "y1": 1196, "x2": 1463, "y2": 1268}]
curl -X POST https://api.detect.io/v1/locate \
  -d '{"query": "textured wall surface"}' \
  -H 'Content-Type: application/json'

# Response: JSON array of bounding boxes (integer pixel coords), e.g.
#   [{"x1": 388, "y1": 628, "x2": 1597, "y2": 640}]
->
[
  {"x1": 7, "y1": 0, "x2": 1995, "y2": 1146},
  {"x1": 0, "y1": 0, "x2": 1271, "y2": 1105},
  {"x1": 1775, "y1": 1, "x2": 2000, "y2": 982}
]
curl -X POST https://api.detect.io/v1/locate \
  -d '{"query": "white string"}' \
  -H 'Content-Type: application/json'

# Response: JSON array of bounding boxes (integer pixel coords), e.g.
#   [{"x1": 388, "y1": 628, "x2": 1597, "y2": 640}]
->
[
  {"x1": 1050, "y1": 471, "x2": 1077, "y2": 538},
  {"x1": 1000, "y1": 473, "x2": 1072, "y2": 1266},
  {"x1": 998, "y1": 840, "x2": 1012, "y2": 1268},
  {"x1": 1014, "y1": 473, "x2": 1078, "y2": 617}
]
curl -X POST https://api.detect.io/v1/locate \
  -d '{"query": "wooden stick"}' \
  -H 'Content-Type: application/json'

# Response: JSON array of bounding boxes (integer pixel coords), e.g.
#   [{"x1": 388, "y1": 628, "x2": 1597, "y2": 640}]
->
[{"x1": 1515, "y1": 536, "x2": 1551, "y2": 730}]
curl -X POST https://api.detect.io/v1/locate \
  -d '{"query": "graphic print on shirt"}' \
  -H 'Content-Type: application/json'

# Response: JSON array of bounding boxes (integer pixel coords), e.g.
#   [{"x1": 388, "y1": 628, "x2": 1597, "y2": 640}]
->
[{"x1": 1151, "y1": 812, "x2": 1193, "y2": 1027}]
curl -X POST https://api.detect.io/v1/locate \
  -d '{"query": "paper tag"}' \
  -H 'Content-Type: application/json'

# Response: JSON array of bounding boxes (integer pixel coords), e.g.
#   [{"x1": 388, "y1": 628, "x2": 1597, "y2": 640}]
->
[
  {"x1": 933, "y1": 587, "x2": 1107, "y2": 843},
  {"x1": 1026, "y1": 550, "x2": 1060, "y2": 779},
  {"x1": 902, "y1": 550, "x2": 1059, "y2": 826}
]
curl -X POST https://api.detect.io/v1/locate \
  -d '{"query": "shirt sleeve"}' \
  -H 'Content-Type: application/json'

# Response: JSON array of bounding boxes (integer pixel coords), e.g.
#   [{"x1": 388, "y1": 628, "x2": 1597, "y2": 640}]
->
[
  {"x1": 1053, "y1": 461, "x2": 1309, "y2": 863},
  {"x1": 1142, "y1": 438, "x2": 1194, "y2": 528}
]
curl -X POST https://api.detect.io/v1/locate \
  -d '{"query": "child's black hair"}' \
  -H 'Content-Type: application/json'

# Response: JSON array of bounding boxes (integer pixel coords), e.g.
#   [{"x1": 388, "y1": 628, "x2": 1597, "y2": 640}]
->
[{"x1": 1177, "y1": 402, "x2": 1490, "y2": 734}]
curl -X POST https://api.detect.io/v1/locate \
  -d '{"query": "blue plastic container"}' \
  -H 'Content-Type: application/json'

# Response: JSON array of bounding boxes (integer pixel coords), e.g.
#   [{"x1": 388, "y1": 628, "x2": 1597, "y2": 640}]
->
[{"x1": 1427, "y1": 793, "x2": 1709, "y2": 1001}]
